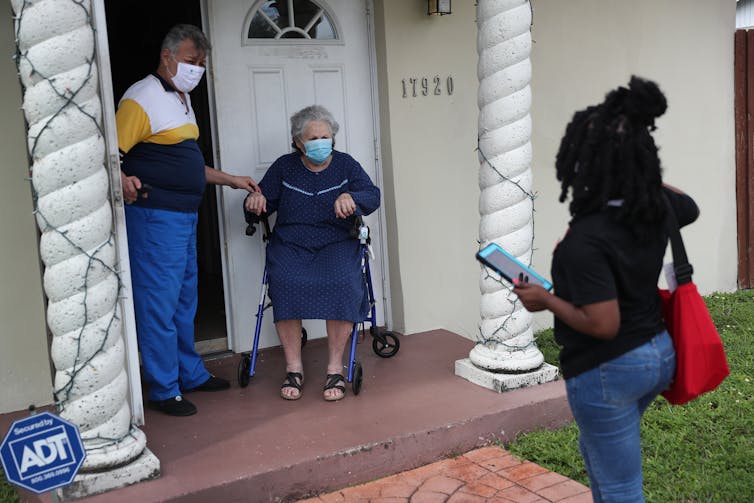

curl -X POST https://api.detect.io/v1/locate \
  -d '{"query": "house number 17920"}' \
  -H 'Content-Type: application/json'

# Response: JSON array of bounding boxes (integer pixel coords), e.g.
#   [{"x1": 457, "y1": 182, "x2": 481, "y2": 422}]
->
[{"x1": 401, "y1": 76, "x2": 454, "y2": 98}]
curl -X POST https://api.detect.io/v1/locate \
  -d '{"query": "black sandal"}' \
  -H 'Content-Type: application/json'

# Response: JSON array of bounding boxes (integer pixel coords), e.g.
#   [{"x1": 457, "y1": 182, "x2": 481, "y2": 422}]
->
[
  {"x1": 280, "y1": 372, "x2": 304, "y2": 400},
  {"x1": 323, "y1": 373, "x2": 346, "y2": 401}
]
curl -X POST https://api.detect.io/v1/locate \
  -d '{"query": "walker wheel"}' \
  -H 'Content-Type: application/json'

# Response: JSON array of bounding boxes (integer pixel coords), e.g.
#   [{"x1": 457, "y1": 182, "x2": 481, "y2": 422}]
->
[
  {"x1": 237, "y1": 354, "x2": 251, "y2": 388},
  {"x1": 352, "y1": 362, "x2": 363, "y2": 395},
  {"x1": 372, "y1": 331, "x2": 400, "y2": 358},
  {"x1": 301, "y1": 327, "x2": 308, "y2": 348}
]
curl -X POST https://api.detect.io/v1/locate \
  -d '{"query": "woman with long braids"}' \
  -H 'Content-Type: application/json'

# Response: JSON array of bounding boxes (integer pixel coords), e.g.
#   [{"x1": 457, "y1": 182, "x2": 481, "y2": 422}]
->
[{"x1": 514, "y1": 76, "x2": 699, "y2": 502}]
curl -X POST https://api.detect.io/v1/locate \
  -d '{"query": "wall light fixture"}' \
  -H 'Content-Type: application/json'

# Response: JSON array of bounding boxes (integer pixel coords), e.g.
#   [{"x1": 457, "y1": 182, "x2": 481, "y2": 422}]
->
[{"x1": 427, "y1": 0, "x2": 451, "y2": 16}]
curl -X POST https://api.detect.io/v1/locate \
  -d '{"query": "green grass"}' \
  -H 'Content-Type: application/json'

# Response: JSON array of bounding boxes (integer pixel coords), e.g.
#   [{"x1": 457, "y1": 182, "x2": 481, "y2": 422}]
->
[
  {"x1": 0, "y1": 469, "x2": 16, "y2": 503},
  {"x1": 509, "y1": 290, "x2": 754, "y2": 503}
]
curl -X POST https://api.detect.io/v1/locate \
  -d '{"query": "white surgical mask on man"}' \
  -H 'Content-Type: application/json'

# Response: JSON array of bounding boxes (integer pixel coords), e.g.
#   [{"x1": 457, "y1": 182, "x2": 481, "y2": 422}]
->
[{"x1": 168, "y1": 59, "x2": 205, "y2": 93}]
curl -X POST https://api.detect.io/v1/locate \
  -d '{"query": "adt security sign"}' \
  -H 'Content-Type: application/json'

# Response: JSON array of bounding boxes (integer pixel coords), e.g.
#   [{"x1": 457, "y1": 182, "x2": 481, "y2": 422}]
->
[{"x1": 0, "y1": 412, "x2": 86, "y2": 494}]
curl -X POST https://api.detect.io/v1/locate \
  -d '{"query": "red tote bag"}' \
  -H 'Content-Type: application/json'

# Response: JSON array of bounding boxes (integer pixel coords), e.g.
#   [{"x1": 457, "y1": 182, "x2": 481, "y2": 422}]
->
[
  {"x1": 659, "y1": 196, "x2": 730, "y2": 405},
  {"x1": 658, "y1": 284, "x2": 729, "y2": 405}
]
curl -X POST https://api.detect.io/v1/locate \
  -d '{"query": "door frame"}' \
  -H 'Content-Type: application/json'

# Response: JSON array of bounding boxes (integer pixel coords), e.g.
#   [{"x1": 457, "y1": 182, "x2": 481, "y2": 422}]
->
[
  {"x1": 364, "y1": 0, "x2": 393, "y2": 329},
  {"x1": 200, "y1": 0, "x2": 393, "y2": 352},
  {"x1": 201, "y1": 0, "x2": 239, "y2": 350},
  {"x1": 92, "y1": 0, "x2": 145, "y2": 425}
]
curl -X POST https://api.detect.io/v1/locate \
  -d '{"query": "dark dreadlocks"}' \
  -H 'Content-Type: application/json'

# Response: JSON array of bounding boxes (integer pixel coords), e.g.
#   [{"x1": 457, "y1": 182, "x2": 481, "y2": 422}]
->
[{"x1": 555, "y1": 76, "x2": 668, "y2": 241}]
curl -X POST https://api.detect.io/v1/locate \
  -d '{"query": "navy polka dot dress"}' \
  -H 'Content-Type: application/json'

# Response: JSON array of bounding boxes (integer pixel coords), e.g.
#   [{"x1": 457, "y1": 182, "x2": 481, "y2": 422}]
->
[{"x1": 258, "y1": 151, "x2": 381, "y2": 323}]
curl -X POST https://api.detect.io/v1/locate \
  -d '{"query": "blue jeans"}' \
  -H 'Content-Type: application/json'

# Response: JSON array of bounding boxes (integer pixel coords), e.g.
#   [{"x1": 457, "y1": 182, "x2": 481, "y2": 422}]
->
[
  {"x1": 125, "y1": 206, "x2": 210, "y2": 401},
  {"x1": 565, "y1": 330, "x2": 675, "y2": 503}
]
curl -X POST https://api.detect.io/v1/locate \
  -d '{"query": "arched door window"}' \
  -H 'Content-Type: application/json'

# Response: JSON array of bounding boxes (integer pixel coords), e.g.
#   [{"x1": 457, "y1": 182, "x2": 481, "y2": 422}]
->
[{"x1": 246, "y1": 0, "x2": 338, "y2": 41}]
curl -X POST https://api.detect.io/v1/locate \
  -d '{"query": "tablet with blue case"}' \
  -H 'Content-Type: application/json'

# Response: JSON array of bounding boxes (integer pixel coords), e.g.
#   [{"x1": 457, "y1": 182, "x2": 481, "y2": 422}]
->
[{"x1": 476, "y1": 242, "x2": 553, "y2": 291}]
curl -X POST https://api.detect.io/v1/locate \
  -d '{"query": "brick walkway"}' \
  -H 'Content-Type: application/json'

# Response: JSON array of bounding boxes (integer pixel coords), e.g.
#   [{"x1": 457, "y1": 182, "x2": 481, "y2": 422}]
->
[{"x1": 297, "y1": 446, "x2": 591, "y2": 502}]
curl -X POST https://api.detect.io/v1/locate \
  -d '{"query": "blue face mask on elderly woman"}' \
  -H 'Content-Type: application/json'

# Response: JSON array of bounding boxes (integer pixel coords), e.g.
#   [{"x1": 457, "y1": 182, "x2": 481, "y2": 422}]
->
[{"x1": 303, "y1": 138, "x2": 333, "y2": 165}]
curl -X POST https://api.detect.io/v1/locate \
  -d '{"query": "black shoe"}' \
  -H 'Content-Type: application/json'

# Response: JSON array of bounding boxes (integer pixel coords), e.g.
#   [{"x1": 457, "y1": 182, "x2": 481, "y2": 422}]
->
[
  {"x1": 186, "y1": 375, "x2": 230, "y2": 392},
  {"x1": 148, "y1": 396, "x2": 197, "y2": 416}
]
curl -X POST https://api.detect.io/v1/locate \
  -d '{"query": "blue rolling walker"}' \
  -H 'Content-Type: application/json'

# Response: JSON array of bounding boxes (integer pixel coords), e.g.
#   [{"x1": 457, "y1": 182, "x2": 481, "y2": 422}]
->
[{"x1": 237, "y1": 213, "x2": 400, "y2": 395}]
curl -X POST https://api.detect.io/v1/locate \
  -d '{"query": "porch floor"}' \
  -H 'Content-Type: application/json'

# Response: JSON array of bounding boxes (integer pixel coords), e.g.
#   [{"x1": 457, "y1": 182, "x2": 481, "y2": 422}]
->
[{"x1": 7, "y1": 329, "x2": 573, "y2": 502}]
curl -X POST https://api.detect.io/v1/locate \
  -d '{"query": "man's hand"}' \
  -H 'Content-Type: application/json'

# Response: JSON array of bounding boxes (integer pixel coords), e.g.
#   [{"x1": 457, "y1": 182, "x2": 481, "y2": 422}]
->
[
  {"x1": 120, "y1": 171, "x2": 143, "y2": 204},
  {"x1": 229, "y1": 175, "x2": 260, "y2": 193},
  {"x1": 244, "y1": 191, "x2": 267, "y2": 215},
  {"x1": 204, "y1": 167, "x2": 260, "y2": 192},
  {"x1": 334, "y1": 193, "x2": 356, "y2": 219}
]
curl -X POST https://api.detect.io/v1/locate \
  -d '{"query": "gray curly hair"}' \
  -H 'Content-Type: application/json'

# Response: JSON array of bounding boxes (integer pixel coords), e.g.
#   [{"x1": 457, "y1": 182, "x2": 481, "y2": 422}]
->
[
  {"x1": 290, "y1": 105, "x2": 340, "y2": 153},
  {"x1": 161, "y1": 24, "x2": 211, "y2": 56}
]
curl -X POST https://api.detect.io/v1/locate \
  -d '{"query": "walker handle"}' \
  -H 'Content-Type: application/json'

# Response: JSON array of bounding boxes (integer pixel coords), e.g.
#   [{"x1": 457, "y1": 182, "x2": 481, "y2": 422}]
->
[
  {"x1": 349, "y1": 215, "x2": 369, "y2": 243},
  {"x1": 245, "y1": 211, "x2": 272, "y2": 241}
]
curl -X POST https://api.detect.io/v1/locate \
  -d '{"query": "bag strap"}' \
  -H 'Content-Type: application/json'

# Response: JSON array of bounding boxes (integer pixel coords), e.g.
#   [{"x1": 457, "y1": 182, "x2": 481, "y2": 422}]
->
[{"x1": 663, "y1": 192, "x2": 694, "y2": 285}]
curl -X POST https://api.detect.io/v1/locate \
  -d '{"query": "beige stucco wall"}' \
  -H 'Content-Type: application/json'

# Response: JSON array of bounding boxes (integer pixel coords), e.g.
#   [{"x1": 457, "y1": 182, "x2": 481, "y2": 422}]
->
[
  {"x1": 374, "y1": 1, "x2": 481, "y2": 338},
  {"x1": 0, "y1": 9, "x2": 53, "y2": 413},
  {"x1": 528, "y1": 0, "x2": 737, "y2": 329},
  {"x1": 376, "y1": 0, "x2": 737, "y2": 338}
]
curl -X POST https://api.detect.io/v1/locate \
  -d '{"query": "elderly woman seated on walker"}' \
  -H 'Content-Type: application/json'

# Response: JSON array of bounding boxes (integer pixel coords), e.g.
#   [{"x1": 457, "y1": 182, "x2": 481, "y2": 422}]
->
[{"x1": 244, "y1": 105, "x2": 380, "y2": 401}]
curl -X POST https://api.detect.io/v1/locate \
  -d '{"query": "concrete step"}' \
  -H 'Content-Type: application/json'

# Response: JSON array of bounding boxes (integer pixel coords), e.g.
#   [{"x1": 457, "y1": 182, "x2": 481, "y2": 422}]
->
[{"x1": 5, "y1": 329, "x2": 571, "y2": 503}]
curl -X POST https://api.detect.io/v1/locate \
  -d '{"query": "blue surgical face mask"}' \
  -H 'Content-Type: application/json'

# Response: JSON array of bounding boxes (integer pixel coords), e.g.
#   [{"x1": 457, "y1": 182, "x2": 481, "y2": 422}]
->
[{"x1": 303, "y1": 138, "x2": 333, "y2": 165}]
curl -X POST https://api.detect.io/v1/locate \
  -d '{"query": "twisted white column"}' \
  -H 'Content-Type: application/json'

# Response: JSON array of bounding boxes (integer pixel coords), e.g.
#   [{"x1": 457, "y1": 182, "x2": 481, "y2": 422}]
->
[
  {"x1": 470, "y1": 0, "x2": 544, "y2": 372},
  {"x1": 10, "y1": 0, "x2": 146, "y2": 471}
]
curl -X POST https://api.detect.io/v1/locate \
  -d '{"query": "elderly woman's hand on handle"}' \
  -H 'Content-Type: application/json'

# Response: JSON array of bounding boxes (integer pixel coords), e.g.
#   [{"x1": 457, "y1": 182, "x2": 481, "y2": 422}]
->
[
  {"x1": 334, "y1": 193, "x2": 356, "y2": 219},
  {"x1": 244, "y1": 191, "x2": 267, "y2": 215}
]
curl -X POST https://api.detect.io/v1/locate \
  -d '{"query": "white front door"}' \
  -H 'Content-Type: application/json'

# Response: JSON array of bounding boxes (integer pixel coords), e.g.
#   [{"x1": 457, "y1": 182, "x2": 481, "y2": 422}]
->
[{"x1": 207, "y1": 0, "x2": 387, "y2": 352}]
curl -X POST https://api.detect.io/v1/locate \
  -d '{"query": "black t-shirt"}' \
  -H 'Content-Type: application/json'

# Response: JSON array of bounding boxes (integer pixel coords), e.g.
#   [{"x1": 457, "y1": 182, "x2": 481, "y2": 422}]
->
[{"x1": 551, "y1": 188, "x2": 699, "y2": 379}]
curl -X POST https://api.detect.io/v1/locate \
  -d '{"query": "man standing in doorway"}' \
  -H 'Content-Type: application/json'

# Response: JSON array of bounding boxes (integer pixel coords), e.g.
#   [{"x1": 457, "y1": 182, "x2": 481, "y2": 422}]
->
[{"x1": 117, "y1": 24, "x2": 257, "y2": 416}]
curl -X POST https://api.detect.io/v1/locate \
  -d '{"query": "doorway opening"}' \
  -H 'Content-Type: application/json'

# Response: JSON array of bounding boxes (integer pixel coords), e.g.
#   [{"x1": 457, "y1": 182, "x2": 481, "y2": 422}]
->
[{"x1": 104, "y1": 0, "x2": 228, "y2": 353}]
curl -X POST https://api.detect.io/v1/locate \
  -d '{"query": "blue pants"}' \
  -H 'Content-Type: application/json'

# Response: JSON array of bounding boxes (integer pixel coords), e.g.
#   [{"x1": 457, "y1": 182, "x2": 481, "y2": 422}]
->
[
  {"x1": 565, "y1": 331, "x2": 676, "y2": 503},
  {"x1": 125, "y1": 206, "x2": 210, "y2": 401}
]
